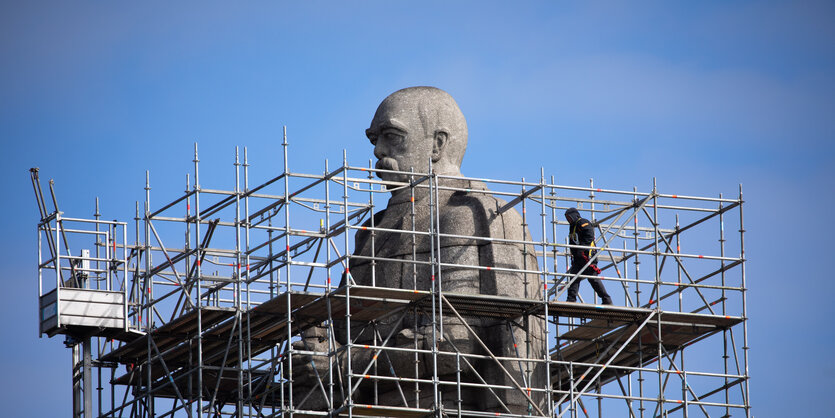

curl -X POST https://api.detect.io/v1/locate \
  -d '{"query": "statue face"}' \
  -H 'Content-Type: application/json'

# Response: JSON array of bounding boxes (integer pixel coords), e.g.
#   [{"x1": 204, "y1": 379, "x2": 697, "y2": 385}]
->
[{"x1": 366, "y1": 96, "x2": 434, "y2": 182}]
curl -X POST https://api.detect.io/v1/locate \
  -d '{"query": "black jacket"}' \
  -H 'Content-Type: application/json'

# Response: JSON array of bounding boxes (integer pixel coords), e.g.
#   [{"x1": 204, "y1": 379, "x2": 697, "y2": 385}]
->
[{"x1": 565, "y1": 208, "x2": 597, "y2": 266}]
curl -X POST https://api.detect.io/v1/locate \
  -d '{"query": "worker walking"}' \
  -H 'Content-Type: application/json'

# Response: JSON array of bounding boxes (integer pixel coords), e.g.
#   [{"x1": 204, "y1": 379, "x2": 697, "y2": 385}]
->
[{"x1": 564, "y1": 207, "x2": 613, "y2": 305}]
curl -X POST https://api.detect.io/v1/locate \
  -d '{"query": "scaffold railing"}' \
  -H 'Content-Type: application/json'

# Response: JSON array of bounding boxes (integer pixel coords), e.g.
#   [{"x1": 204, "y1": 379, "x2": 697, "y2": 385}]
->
[{"x1": 32, "y1": 137, "x2": 750, "y2": 418}]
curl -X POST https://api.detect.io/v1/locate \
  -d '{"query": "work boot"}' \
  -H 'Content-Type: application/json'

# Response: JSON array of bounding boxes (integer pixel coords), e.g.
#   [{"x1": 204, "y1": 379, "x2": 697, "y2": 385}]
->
[{"x1": 601, "y1": 297, "x2": 613, "y2": 305}]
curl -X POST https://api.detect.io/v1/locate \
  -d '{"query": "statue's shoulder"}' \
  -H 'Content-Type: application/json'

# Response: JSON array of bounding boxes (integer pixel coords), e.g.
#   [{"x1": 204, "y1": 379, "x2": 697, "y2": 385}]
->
[
  {"x1": 440, "y1": 180, "x2": 527, "y2": 241},
  {"x1": 354, "y1": 209, "x2": 387, "y2": 245}
]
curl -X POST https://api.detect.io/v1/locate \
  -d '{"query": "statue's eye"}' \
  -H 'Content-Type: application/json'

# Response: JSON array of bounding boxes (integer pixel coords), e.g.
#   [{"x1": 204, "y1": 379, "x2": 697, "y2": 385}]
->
[{"x1": 383, "y1": 131, "x2": 404, "y2": 145}]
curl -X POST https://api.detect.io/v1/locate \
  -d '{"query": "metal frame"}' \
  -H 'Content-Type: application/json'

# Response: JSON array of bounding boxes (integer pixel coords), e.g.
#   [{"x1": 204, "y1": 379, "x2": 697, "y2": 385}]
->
[{"x1": 32, "y1": 137, "x2": 750, "y2": 417}]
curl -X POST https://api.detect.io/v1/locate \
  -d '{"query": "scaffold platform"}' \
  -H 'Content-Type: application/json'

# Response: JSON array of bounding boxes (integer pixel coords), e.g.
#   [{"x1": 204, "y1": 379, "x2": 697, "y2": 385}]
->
[
  {"x1": 550, "y1": 304, "x2": 742, "y2": 393},
  {"x1": 98, "y1": 285, "x2": 742, "y2": 412}
]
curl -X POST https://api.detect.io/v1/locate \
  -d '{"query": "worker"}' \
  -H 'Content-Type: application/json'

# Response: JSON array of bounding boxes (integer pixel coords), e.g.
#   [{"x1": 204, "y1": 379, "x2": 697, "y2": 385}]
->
[{"x1": 564, "y1": 207, "x2": 613, "y2": 305}]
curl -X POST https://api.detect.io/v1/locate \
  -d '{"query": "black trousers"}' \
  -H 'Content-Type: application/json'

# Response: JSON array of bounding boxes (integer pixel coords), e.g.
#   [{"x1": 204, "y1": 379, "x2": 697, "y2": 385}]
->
[{"x1": 566, "y1": 263, "x2": 612, "y2": 303}]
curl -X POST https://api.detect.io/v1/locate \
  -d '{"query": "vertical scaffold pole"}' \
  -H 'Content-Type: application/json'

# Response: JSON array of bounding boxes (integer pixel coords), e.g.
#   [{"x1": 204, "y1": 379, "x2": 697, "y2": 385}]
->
[
  {"x1": 37, "y1": 221, "x2": 42, "y2": 336},
  {"x1": 739, "y1": 184, "x2": 750, "y2": 418},
  {"x1": 624, "y1": 241, "x2": 633, "y2": 412},
  {"x1": 282, "y1": 128, "x2": 294, "y2": 416},
  {"x1": 94, "y1": 198, "x2": 100, "y2": 289},
  {"x1": 133, "y1": 202, "x2": 140, "y2": 329},
  {"x1": 456, "y1": 351, "x2": 462, "y2": 418},
  {"x1": 342, "y1": 149, "x2": 353, "y2": 418},
  {"x1": 193, "y1": 143, "x2": 204, "y2": 417},
  {"x1": 590, "y1": 178, "x2": 599, "y2": 416},
  {"x1": 324, "y1": 159, "x2": 335, "y2": 412},
  {"x1": 144, "y1": 170, "x2": 153, "y2": 417},
  {"x1": 409, "y1": 168, "x2": 419, "y2": 407},
  {"x1": 234, "y1": 146, "x2": 244, "y2": 417},
  {"x1": 589, "y1": 177, "x2": 600, "y2": 418},
  {"x1": 520, "y1": 177, "x2": 533, "y2": 412},
  {"x1": 677, "y1": 215, "x2": 686, "y2": 417},
  {"x1": 589, "y1": 178, "x2": 596, "y2": 305},
  {"x1": 94, "y1": 198, "x2": 102, "y2": 417},
  {"x1": 719, "y1": 193, "x2": 729, "y2": 417},
  {"x1": 368, "y1": 159, "x2": 378, "y2": 404},
  {"x1": 369, "y1": 160, "x2": 376, "y2": 288},
  {"x1": 540, "y1": 168, "x2": 553, "y2": 416},
  {"x1": 652, "y1": 178, "x2": 660, "y2": 310},
  {"x1": 551, "y1": 175, "x2": 564, "y2": 417},
  {"x1": 244, "y1": 147, "x2": 253, "y2": 416},
  {"x1": 676, "y1": 215, "x2": 682, "y2": 312},
  {"x1": 83, "y1": 337, "x2": 92, "y2": 418},
  {"x1": 433, "y1": 163, "x2": 443, "y2": 347},
  {"x1": 72, "y1": 338, "x2": 80, "y2": 417},
  {"x1": 569, "y1": 361, "x2": 575, "y2": 418},
  {"x1": 632, "y1": 186, "x2": 644, "y2": 418},
  {"x1": 652, "y1": 178, "x2": 664, "y2": 417},
  {"x1": 120, "y1": 215, "x2": 127, "y2": 415},
  {"x1": 427, "y1": 159, "x2": 440, "y2": 416},
  {"x1": 185, "y1": 173, "x2": 193, "y2": 418},
  {"x1": 55, "y1": 208, "x2": 62, "y2": 322}
]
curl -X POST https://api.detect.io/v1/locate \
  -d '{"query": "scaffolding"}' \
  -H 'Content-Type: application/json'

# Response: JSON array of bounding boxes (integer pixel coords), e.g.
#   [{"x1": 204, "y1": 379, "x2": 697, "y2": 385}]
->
[{"x1": 33, "y1": 135, "x2": 750, "y2": 417}]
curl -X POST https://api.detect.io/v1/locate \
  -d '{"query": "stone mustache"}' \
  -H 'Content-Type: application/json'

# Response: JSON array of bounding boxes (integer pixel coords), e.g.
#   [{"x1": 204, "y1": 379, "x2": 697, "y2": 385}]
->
[{"x1": 292, "y1": 87, "x2": 546, "y2": 415}]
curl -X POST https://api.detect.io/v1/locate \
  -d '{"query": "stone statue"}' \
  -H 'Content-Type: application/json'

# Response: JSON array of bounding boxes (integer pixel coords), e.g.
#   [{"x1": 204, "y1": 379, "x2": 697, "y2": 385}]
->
[{"x1": 293, "y1": 87, "x2": 545, "y2": 415}]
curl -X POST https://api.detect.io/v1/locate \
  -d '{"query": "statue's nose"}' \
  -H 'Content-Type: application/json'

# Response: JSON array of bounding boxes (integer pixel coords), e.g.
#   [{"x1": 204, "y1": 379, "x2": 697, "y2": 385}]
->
[{"x1": 373, "y1": 143, "x2": 386, "y2": 160}]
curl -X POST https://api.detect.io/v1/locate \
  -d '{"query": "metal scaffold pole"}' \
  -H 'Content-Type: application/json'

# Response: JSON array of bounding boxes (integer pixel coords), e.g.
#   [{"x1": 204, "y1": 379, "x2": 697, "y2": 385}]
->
[
  {"x1": 739, "y1": 184, "x2": 751, "y2": 418},
  {"x1": 194, "y1": 143, "x2": 203, "y2": 418}
]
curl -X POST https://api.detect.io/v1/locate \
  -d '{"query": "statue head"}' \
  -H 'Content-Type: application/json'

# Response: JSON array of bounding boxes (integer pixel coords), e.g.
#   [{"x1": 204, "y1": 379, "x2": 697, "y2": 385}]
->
[{"x1": 366, "y1": 86, "x2": 468, "y2": 183}]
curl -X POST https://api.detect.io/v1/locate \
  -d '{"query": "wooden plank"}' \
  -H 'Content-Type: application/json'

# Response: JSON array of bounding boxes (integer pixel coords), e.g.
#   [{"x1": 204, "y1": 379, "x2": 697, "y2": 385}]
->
[
  {"x1": 101, "y1": 307, "x2": 234, "y2": 363},
  {"x1": 438, "y1": 293, "x2": 538, "y2": 318},
  {"x1": 342, "y1": 285, "x2": 429, "y2": 302},
  {"x1": 253, "y1": 291, "x2": 321, "y2": 314},
  {"x1": 660, "y1": 311, "x2": 742, "y2": 328},
  {"x1": 548, "y1": 301, "x2": 650, "y2": 321},
  {"x1": 560, "y1": 319, "x2": 628, "y2": 341},
  {"x1": 340, "y1": 405, "x2": 432, "y2": 417}
]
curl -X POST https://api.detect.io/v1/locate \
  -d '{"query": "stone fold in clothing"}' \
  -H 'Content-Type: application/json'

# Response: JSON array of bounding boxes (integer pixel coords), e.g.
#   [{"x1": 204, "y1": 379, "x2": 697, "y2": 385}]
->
[{"x1": 294, "y1": 178, "x2": 546, "y2": 414}]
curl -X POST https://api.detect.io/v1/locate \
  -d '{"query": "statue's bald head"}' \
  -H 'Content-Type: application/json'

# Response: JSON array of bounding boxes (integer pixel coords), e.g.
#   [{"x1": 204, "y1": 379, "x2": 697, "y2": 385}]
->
[{"x1": 368, "y1": 87, "x2": 468, "y2": 180}]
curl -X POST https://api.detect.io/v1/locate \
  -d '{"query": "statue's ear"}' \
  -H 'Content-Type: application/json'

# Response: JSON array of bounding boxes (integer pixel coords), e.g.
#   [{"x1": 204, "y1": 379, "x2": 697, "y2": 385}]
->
[{"x1": 432, "y1": 130, "x2": 448, "y2": 162}]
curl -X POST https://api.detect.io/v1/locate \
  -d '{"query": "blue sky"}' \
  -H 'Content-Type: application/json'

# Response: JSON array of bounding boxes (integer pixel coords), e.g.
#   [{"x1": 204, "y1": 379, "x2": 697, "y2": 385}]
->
[{"x1": 2, "y1": 1, "x2": 833, "y2": 416}]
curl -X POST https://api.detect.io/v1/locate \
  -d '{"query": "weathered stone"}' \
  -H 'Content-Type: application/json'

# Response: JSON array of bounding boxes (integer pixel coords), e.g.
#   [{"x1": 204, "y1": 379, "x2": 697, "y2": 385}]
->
[{"x1": 293, "y1": 87, "x2": 546, "y2": 414}]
